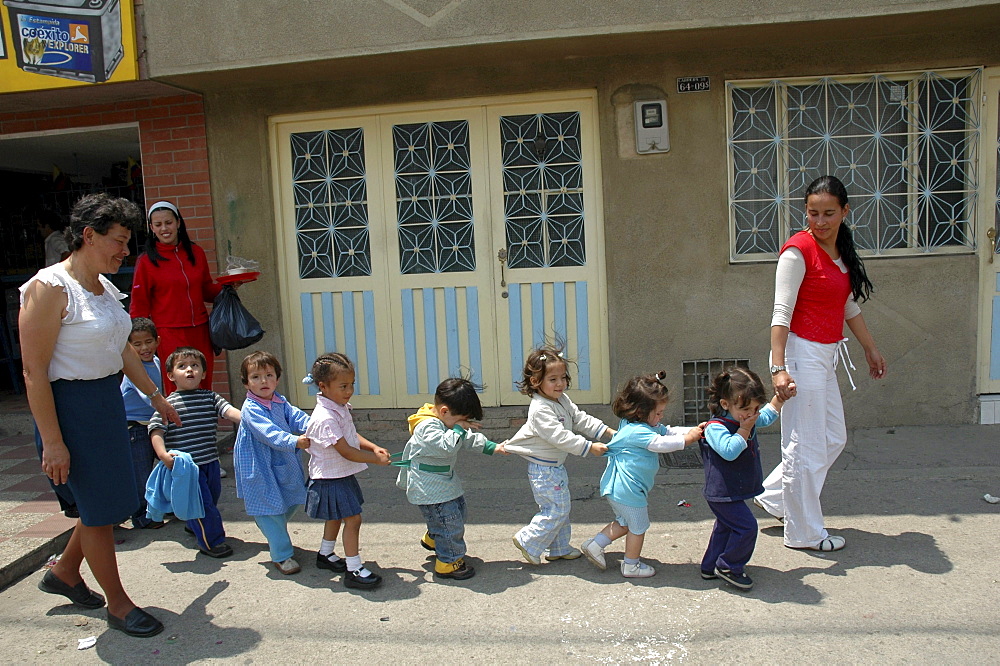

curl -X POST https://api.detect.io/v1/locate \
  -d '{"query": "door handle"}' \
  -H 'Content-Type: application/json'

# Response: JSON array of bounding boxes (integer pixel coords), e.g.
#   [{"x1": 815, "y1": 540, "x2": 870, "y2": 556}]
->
[
  {"x1": 989, "y1": 227, "x2": 996, "y2": 264},
  {"x1": 497, "y1": 247, "x2": 508, "y2": 297}
]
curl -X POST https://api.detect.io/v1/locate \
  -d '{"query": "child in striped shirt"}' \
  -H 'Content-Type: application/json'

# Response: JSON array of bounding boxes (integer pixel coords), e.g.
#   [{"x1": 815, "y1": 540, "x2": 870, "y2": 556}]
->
[{"x1": 149, "y1": 347, "x2": 241, "y2": 558}]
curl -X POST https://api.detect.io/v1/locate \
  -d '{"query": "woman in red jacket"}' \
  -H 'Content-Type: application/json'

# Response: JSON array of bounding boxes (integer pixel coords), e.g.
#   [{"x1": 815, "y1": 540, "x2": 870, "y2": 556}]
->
[
  {"x1": 130, "y1": 201, "x2": 222, "y2": 393},
  {"x1": 754, "y1": 176, "x2": 887, "y2": 552}
]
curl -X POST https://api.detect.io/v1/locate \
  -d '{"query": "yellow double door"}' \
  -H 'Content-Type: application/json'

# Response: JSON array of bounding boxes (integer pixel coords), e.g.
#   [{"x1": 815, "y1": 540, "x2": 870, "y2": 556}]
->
[{"x1": 271, "y1": 91, "x2": 609, "y2": 409}]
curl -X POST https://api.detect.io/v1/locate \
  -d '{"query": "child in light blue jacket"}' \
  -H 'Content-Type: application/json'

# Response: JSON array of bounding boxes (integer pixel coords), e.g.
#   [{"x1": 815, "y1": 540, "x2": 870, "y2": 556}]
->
[{"x1": 581, "y1": 372, "x2": 703, "y2": 578}]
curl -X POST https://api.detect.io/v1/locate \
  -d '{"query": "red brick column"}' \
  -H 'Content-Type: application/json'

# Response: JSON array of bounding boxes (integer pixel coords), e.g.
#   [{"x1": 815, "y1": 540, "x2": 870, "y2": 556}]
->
[{"x1": 0, "y1": 94, "x2": 231, "y2": 399}]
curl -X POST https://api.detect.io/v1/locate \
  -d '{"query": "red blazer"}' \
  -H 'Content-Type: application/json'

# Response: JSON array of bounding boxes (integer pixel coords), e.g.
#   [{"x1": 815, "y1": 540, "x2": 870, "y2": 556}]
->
[{"x1": 130, "y1": 242, "x2": 223, "y2": 328}]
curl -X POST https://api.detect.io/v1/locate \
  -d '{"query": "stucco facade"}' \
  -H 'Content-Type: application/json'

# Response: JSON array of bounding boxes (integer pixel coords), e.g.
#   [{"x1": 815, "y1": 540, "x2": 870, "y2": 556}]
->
[{"x1": 136, "y1": 1, "x2": 1000, "y2": 427}]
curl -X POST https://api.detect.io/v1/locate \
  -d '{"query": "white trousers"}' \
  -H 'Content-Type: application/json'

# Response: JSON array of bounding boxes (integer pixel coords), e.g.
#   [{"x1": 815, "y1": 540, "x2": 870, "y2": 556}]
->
[{"x1": 757, "y1": 333, "x2": 847, "y2": 548}]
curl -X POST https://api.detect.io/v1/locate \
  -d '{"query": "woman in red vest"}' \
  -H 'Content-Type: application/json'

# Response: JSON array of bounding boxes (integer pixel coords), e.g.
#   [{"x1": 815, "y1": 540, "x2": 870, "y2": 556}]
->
[
  {"x1": 754, "y1": 175, "x2": 887, "y2": 552},
  {"x1": 129, "y1": 201, "x2": 223, "y2": 393}
]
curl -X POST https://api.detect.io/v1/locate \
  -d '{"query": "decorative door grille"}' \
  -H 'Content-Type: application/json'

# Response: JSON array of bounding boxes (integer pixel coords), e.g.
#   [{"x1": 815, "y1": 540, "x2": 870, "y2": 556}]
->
[
  {"x1": 393, "y1": 120, "x2": 476, "y2": 274},
  {"x1": 291, "y1": 128, "x2": 372, "y2": 278},
  {"x1": 500, "y1": 111, "x2": 587, "y2": 268}
]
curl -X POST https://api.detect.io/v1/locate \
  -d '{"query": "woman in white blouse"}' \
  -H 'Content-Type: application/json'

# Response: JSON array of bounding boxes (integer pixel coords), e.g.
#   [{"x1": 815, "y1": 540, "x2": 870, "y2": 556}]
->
[{"x1": 20, "y1": 193, "x2": 179, "y2": 638}]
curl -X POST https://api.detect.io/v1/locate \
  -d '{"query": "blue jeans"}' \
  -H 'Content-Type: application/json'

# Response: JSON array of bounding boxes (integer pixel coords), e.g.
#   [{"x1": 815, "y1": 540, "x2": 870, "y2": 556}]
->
[
  {"x1": 419, "y1": 496, "x2": 467, "y2": 564},
  {"x1": 701, "y1": 499, "x2": 757, "y2": 574},
  {"x1": 254, "y1": 505, "x2": 300, "y2": 562},
  {"x1": 187, "y1": 460, "x2": 226, "y2": 550},
  {"x1": 515, "y1": 463, "x2": 573, "y2": 558},
  {"x1": 128, "y1": 424, "x2": 155, "y2": 528}
]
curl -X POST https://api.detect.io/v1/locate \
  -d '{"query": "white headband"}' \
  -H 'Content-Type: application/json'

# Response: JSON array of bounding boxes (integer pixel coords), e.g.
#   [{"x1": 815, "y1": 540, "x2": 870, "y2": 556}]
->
[{"x1": 147, "y1": 201, "x2": 179, "y2": 219}]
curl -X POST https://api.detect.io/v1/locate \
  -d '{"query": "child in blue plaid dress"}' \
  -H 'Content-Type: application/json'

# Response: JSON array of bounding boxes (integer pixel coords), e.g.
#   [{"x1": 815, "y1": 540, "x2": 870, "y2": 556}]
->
[{"x1": 233, "y1": 351, "x2": 311, "y2": 575}]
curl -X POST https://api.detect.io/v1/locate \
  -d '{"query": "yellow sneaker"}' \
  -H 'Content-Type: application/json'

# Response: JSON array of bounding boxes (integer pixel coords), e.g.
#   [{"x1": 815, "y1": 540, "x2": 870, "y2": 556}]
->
[
  {"x1": 420, "y1": 532, "x2": 436, "y2": 551},
  {"x1": 434, "y1": 557, "x2": 475, "y2": 580}
]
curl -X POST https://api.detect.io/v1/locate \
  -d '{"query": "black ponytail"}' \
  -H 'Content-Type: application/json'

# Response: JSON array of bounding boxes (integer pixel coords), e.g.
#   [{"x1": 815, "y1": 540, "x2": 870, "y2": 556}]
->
[{"x1": 805, "y1": 175, "x2": 873, "y2": 303}]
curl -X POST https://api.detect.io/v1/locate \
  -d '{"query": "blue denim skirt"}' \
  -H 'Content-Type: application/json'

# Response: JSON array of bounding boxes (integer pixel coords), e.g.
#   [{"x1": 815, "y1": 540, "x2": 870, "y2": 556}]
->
[
  {"x1": 305, "y1": 475, "x2": 364, "y2": 520},
  {"x1": 34, "y1": 374, "x2": 138, "y2": 526}
]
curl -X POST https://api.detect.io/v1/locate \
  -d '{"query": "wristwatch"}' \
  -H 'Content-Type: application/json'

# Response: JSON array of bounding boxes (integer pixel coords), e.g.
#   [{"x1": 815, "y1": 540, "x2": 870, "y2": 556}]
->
[
  {"x1": 147, "y1": 388, "x2": 162, "y2": 399},
  {"x1": 769, "y1": 365, "x2": 787, "y2": 374}
]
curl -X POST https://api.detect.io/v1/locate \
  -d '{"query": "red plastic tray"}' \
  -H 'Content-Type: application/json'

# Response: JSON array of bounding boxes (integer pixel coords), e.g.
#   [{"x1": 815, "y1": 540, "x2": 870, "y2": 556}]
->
[{"x1": 216, "y1": 271, "x2": 260, "y2": 285}]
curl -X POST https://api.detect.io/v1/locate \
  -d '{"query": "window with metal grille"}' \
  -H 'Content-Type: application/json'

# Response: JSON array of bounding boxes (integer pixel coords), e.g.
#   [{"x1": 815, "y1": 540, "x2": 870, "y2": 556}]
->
[
  {"x1": 727, "y1": 68, "x2": 981, "y2": 261},
  {"x1": 682, "y1": 358, "x2": 750, "y2": 426}
]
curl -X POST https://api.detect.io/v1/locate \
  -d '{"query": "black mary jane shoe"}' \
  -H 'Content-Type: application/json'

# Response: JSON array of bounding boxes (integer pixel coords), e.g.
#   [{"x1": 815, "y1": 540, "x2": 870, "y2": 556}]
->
[
  {"x1": 316, "y1": 552, "x2": 348, "y2": 573},
  {"x1": 107, "y1": 607, "x2": 164, "y2": 638},
  {"x1": 38, "y1": 570, "x2": 106, "y2": 609},
  {"x1": 344, "y1": 569, "x2": 383, "y2": 590}
]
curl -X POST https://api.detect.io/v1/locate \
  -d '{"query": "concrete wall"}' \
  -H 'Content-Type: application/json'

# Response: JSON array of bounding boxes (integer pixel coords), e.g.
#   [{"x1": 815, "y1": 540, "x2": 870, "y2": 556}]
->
[
  {"x1": 197, "y1": 13, "x2": 999, "y2": 427},
  {"x1": 141, "y1": 0, "x2": 995, "y2": 76}
]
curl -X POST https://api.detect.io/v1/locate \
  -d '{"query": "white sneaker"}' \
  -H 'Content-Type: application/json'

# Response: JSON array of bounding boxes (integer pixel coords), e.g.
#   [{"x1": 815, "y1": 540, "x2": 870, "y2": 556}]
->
[
  {"x1": 512, "y1": 535, "x2": 541, "y2": 565},
  {"x1": 274, "y1": 557, "x2": 301, "y2": 575},
  {"x1": 581, "y1": 538, "x2": 606, "y2": 570},
  {"x1": 219, "y1": 468, "x2": 228, "y2": 478},
  {"x1": 621, "y1": 560, "x2": 656, "y2": 578}
]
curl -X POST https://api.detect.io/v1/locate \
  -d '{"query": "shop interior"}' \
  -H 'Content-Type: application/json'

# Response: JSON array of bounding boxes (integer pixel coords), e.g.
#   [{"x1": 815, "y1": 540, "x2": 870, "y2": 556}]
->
[{"x1": 0, "y1": 125, "x2": 145, "y2": 392}]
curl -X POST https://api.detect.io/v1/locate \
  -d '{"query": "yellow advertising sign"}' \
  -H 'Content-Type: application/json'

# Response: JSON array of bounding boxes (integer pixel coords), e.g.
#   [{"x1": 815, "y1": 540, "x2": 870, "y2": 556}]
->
[{"x1": 0, "y1": 0, "x2": 138, "y2": 94}]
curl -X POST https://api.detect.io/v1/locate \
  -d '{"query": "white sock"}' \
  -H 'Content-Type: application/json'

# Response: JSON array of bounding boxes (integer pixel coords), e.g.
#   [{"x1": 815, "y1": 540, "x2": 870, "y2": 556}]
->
[
  {"x1": 320, "y1": 539, "x2": 336, "y2": 557},
  {"x1": 346, "y1": 554, "x2": 363, "y2": 572}
]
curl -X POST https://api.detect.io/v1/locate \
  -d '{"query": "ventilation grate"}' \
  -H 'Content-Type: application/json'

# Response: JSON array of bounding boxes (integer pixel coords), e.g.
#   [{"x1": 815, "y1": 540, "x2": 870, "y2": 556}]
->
[{"x1": 681, "y1": 358, "x2": 750, "y2": 426}]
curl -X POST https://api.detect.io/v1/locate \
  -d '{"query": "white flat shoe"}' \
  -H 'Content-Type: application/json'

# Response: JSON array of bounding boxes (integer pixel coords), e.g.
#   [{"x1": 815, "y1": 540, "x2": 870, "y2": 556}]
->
[
  {"x1": 621, "y1": 561, "x2": 655, "y2": 578},
  {"x1": 787, "y1": 535, "x2": 845, "y2": 552},
  {"x1": 581, "y1": 538, "x2": 606, "y2": 570}
]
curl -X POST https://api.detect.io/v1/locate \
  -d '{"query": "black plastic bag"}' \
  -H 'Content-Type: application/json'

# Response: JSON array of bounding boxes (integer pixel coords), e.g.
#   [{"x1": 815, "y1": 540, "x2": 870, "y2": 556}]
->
[{"x1": 209, "y1": 285, "x2": 264, "y2": 353}]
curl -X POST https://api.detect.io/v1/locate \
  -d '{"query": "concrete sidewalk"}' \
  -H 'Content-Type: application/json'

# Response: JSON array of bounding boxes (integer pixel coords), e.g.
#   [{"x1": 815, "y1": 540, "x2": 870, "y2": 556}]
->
[{"x1": 0, "y1": 402, "x2": 997, "y2": 663}]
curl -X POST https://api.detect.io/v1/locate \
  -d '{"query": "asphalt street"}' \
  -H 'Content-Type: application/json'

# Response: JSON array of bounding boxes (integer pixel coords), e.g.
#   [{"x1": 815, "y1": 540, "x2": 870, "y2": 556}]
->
[{"x1": 0, "y1": 424, "x2": 997, "y2": 664}]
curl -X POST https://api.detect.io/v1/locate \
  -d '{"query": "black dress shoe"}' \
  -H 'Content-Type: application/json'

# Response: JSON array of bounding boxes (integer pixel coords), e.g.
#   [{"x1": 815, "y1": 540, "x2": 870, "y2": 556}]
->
[
  {"x1": 344, "y1": 569, "x2": 382, "y2": 590},
  {"x1": 316, "y1": 552, "x2": 347, "y2": 573},
  {"x1": 107, "y1": 607, "x2": 164, "y2": 638},
  {"x1": 38, "y1": 570, "x2": 105, "y2": 609}
]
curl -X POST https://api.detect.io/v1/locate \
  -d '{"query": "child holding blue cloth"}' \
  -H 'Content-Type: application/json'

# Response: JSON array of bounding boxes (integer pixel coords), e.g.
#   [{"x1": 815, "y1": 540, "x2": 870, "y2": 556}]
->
[
  {"x1": 699, "y1": 367, "x2": 786, "y2": 591},
  {"x1": 233, "y1": 351, "x2": 311, "y2": 575}
]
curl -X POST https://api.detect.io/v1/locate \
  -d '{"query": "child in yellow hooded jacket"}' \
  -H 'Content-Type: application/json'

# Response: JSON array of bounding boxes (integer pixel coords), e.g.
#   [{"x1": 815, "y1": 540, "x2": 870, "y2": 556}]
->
[{"x1": 395, "y1": 378, "x2": 505, "y2": 580}]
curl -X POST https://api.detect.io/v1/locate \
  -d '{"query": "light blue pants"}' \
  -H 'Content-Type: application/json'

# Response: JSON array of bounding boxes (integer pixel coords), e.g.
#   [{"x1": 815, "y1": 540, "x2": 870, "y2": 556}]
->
[
  {"x1": 515, "y1": 463, "x2": 573, "y2": 558},
  {"x1": 253, "y1": 505, "x2": 301, "y2": 563}
]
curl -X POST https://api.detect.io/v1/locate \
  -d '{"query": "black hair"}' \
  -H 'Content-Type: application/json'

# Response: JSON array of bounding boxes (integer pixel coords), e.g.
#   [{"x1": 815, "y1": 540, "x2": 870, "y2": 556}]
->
[
  {"x1": 241, "y1": 350, "x2": 283, "y2": 385},
  {"x1": 143, "y1": 202, "x2": 197, "y2": 267},
  {"x1": 707, "y1": 366, "x2": 767, "y2": 417},
  {"x1": 310, "y1": 352, "x2": 354, "y2": 385},
  {"x1": 434, "y1": 377, "x2": 484, "y2": 421},
  {"x1": 517, "y1": 345, "x2": 572, "y2": 396},
  {"x1": 804, "y1": 175, "x2": 874, "y2": 303},
  {"x1": 165, "y1": 346, "x2": 206, "y2": 372},
  {"x1": 612, "y1": 371, "x2": 670, "y2": 423},
  {"x1": 129, "y1": 317, "x2": 158, "y2": 339},
  {"x1": 67, "y1": 193, "x2": 141, "y2": 251},
  {"x1": 39, "y1": 209, "x2": 66, "y2": 232}
]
